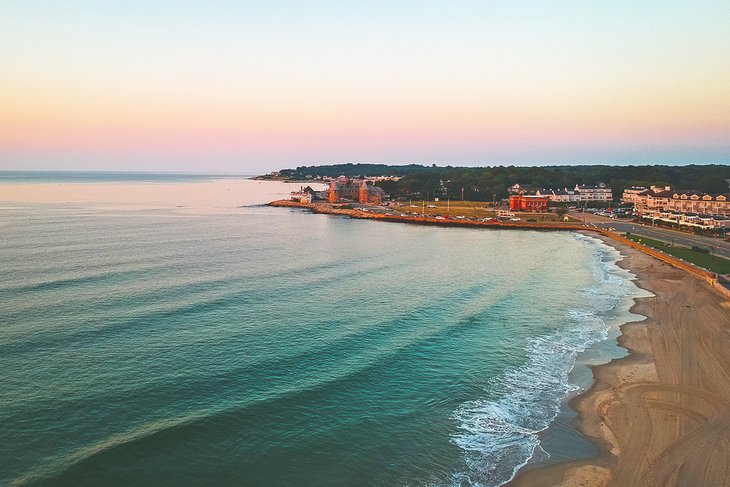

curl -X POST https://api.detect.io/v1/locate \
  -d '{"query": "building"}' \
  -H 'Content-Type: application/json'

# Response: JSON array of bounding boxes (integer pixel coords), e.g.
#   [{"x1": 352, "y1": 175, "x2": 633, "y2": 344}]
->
[
  {"x1": 290, "y1": 186, "x2": 318, "y2": 203},
  {"x1": 536, "y1": 188, "x2": 581, "y2": 202},
  {"x1": 328, "y1": 176, "x2": 386, "y2": 204},
  {"x1": 358, "y1": 181, "x2": 386, "y2": 205},
  {"x1": 628, "y1": 186, "x2": 730, "y2": 216},
  {"x1": 632, "y1": 188, "x2": 674, "y2": 212},
  {"x1": 642, "y1": 210, "x2": 730, "y2": 230},
  {"x1": 621, "y1": 186, "x2": 647, "y2": 204},
  {"x1": 528, "y1": 184, "x2": 612, "y2": 202},
  {"x1": 665, "y1": 191, "x2": 729, "y2": 215},
  {"x1": 621, "y1": 185, "x2": 670, "y2": 205},
  {"x1": 328, "y1": 176, "x2": 360, "y2": 203},
  {"x1": 574, "y1": 183, "x2": 612, "y2": 201},
  {"x1": 508, "y1": 183, "x2": 536, "y2": 195},
  {"x1": 509, "y1": 195, "x2": 550, "y2": 212}
]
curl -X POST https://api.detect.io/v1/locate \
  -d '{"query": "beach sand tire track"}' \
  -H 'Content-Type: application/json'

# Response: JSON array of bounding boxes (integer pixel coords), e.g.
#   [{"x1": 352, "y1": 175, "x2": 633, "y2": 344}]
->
[
  {"x1": 510, "y1": 238, "x2": 730, "y2": 487},
  {"x1": 607, "y1": 383, "x2": 730, "y2": 486}
]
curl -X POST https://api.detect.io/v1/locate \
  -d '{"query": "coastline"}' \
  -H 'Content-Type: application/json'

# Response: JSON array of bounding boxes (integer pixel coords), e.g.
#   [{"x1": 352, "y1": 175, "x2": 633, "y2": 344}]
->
[
  {"x1": 511, "y1": 235, "x2": 730, "y2": 486},
  {"x1": 269, "y1": 199, "x2": 721, "y2": 283},
  {"x1": 272, "y1": 198, "x2": 730, "y2": 486}
]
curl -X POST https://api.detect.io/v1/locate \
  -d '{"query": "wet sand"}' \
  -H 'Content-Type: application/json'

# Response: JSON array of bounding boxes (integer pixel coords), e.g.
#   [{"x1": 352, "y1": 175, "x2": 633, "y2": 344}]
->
[{"x1": 512, "y1": 236, "x2": 730, "y2": 487}]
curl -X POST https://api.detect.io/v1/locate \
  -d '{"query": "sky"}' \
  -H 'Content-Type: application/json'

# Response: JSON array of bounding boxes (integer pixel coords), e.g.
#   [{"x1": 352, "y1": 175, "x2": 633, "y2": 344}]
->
[{"x1": 1, "y1": 0, "x2": 729, "y2": 172}]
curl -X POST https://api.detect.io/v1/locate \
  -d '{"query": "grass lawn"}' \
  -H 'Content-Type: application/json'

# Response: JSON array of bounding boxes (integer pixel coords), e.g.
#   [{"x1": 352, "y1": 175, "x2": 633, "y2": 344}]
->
[
  {"x1": 625, "y1": 233, "x2": 730, "y2": 274},
  {"x1": 390, "y1": 200, "x2": 495, "y2": 219},
  {"x1": 388, "y1": 200, "x2": 579, "y2": 222}
]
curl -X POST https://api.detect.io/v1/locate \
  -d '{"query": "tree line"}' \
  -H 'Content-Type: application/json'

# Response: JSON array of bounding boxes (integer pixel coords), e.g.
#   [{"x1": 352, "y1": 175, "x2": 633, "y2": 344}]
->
[{"x1": 281, "y1": 164, "x2": 730, "y2": 202}]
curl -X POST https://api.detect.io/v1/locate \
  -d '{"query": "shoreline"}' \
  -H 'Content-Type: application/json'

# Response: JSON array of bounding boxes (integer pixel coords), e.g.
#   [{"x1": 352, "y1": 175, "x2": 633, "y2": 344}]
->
[
  {"x1": 272, "y1": 199, "x2": 730, "y2": 486},
  {"x1": 269, "y1": 199, "x2": 721, "y2": 285},
  {"x1": 510, "y1": 235, "x2": 730, "y2": 486}
]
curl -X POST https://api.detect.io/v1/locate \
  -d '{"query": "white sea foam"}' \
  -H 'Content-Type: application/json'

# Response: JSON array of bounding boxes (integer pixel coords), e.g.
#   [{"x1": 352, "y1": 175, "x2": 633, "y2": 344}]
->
[
  {"x1": 449, "y1": 234, "x2": 642, "y2": 487},
  {"x1": 450, "y1": 317, "x2": 608, "y2": 486}
]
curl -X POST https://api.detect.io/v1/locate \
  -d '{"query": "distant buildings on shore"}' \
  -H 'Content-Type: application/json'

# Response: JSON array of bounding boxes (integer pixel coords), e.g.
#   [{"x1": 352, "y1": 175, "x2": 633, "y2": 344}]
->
[
  {"x1": 621, "y1": 185, "x2": 730, "y2": 229},
  {"x1": 510, "y1": 183, "x2": 613, "y2": 202},
  {"x1": 640, "y1": 210, "x2": 729, "y2": 230},
  {"x1": 509, "y1": 194, "x2": 550, "y2": 212},
  {"x1": 289, "y1": 177, "x2": 387, "y2": 205},
  {"x1": 328, "y1": 176, "x2": 386, "y2": 205},
  {"x1": 622, "y1": 186, "x2": 730, "y2": 217},
  {"x1": 534, "y1": 188, "x2": 580, "y2": 202},
  {"x1": 290, "y1": 186, "x2": 321, "y2": 203},
  {"x1": 572, "y1": 184, "x2": 613, "y2": 201}
]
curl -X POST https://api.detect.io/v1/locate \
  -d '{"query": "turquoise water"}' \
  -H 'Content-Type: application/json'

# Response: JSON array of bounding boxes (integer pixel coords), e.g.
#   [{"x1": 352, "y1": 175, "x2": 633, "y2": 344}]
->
[{"x1": 0, "y1": 177, "x2": 641, "y2": 486}]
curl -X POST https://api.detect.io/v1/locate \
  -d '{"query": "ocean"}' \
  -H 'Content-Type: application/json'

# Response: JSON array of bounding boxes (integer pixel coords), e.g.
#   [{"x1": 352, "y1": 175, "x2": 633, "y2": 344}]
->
[{"x1": 0, "y1": 173, "x2": 647, "y2": 486}]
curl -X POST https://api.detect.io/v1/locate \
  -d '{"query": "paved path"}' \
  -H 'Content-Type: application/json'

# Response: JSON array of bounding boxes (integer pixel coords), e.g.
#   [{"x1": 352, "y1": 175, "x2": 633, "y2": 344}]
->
[{"x1": 569, "y1": 211, "x2": 730, "y2": 260}]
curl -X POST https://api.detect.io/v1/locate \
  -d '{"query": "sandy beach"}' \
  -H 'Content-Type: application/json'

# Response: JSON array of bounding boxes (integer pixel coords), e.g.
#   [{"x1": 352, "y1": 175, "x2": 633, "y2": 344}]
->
[{"x1": 512, "y1": 236, "x2": 730, "y2": 487}]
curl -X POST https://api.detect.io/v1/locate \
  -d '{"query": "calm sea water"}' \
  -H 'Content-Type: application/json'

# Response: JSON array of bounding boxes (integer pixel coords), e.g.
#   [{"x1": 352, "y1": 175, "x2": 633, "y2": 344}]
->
[
  {"x1": 0, "y1": 171, "x2": 251, "y2": 183},
  {"x1": 0, "y1": 175, "x2": 643, "y2": 486}
]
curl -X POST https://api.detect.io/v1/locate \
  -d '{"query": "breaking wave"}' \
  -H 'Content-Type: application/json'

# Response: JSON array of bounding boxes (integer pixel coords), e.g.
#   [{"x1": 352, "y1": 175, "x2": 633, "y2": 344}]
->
[{"x1": 450, "y1": 235, "x2": 638, "y2": 487}]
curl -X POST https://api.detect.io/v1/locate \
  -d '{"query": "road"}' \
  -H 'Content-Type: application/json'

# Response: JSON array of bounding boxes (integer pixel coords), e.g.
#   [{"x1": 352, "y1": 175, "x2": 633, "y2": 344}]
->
[{"x1": 569, "y1": 211, "x2": 730, "y2": 260}]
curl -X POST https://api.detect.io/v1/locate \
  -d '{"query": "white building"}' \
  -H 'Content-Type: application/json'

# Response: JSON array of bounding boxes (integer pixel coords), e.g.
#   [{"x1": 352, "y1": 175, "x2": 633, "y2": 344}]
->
[
  {"x1": 518, "y1": 183, "x2": 613, "y2": 202},
  {"x1": 508, "y1": 183, "x2": 535, "y2": 195},
  {"x1": 642, "y1": 210, "x2": 730, "y2": 229},
  {"x1": 621, "y1": 185, "x2": 671, "y2": 205},
  {"x1": 535, "y1": 188, "x2": 581, "y2": 202},
  {"x1": 575, "y1": 183, "x2": 613, "y2": 201},
  {"x1": 629, "y1": 187, "x2": 730, "y2": 216}
]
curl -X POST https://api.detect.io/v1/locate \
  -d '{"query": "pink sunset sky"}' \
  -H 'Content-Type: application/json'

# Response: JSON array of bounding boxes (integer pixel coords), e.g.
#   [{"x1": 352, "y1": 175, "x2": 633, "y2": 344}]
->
[{"x1": 2, "y1": 1, "x2": 729, "y2": 172}]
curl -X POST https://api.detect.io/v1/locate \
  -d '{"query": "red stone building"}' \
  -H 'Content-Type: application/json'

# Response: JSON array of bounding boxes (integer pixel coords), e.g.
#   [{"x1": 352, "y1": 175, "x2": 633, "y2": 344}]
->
[
  {"x1": 328, "y1": 176, "x2": 357, "y2": 203},
  {"x1": 358, "y1": 182, "x2": 385, "y2": 204},
  {"x1": 509, "y1": 195, "x2": 550, "y2": 212},
  {"x1": 328, "y1": 176, "x2": 386, "y2": 204}
]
